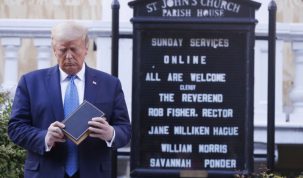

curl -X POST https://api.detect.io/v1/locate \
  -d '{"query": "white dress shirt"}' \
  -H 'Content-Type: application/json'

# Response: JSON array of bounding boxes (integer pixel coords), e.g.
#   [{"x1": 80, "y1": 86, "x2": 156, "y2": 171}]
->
[{"x1": 59, "y1": 65, "x2": 85, "y2": 105}]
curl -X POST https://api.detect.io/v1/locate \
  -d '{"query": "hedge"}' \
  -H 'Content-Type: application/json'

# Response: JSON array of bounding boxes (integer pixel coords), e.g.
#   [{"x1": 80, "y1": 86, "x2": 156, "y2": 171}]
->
[{"x1": 0, "y1": 91, "x2": 25, "y2": 178}]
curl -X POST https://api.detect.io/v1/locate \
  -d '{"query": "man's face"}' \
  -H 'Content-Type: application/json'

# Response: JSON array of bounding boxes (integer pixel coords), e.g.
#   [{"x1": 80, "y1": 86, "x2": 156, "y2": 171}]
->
[{"x1": 53, "y1": 38, "x2": 88, "y2": 75}]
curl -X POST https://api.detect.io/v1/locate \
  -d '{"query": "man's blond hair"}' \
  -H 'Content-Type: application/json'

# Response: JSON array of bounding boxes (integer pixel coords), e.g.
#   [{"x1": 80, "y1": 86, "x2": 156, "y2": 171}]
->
[{"x1": 51, "y1": 21, "x2": 89, "y2": 47}]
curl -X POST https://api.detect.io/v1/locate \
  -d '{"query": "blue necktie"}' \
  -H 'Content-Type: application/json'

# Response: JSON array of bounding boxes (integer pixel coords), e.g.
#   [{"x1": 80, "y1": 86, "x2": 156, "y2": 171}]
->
[{"x1": 64, "y1": 75, "x2": 79, "y2": 176}]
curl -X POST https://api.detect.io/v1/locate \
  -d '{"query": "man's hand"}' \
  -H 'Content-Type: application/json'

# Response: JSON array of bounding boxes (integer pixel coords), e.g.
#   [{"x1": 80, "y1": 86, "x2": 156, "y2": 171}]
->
[
  {"x1": 88, "y1": 117, "x2": 114, "y2": 141},
  {"x1": 45, "y1": 121, "x2": 66, "y2": 148}
]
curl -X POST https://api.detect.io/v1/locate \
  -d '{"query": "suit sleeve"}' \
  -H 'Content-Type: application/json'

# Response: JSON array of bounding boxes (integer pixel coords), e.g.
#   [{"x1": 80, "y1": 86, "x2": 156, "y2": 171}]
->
[
  {"x1": 8, "y1": 76, "x2": 47, "y2": 155},
  {"x1": 110, "y1": 79, "x2": 131, "y2": 148}
]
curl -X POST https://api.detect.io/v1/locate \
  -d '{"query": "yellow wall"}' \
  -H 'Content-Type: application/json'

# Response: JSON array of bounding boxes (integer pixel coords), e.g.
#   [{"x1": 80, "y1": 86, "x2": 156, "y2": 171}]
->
[
  {"x1": 0, "y1": 0, "x2": 102, "y2": 19},
  {"x1": 276, "y1": 0, "x2": 303, "y2": 23}
]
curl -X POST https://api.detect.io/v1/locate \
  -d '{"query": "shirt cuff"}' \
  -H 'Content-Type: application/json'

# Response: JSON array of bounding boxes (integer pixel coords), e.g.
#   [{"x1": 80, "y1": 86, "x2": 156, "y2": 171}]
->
[
  {"x1": 105, "y1": 129, "x2": 116, "y2": 147},
  {"x1": 45, "y1": 138, "x2": 53, "y2": 152}
]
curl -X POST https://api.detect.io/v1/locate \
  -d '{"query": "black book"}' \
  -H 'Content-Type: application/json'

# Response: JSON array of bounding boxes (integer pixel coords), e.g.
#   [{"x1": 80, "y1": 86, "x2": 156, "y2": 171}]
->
[{"x1": 62, "y1": 100, "x2": 105, "y2": 145}]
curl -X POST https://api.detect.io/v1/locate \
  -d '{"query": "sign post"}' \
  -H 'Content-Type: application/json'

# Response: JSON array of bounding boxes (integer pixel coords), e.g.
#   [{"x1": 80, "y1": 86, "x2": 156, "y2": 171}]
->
[{"x1": 129, "y1": 0, "x2": 261, "y2": 177}]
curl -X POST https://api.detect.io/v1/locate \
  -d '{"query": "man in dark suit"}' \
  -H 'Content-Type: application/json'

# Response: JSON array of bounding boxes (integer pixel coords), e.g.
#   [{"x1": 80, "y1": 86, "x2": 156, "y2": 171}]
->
[{"x1": 8, "y1": 21, "x2": 131, "y2": 178}]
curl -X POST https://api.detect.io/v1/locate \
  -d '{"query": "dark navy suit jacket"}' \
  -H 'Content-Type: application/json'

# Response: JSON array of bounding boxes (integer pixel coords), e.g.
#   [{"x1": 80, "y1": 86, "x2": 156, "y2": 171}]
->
[{"x1": 8, "y1": 65, "x2": 131, "y2": 178}]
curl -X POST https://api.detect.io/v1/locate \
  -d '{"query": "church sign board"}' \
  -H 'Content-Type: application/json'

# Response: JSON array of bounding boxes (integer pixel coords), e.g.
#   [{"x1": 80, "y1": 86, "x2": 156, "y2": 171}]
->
[{"x1": 129, "y1": 0, "x2": 261, "y2": 177}]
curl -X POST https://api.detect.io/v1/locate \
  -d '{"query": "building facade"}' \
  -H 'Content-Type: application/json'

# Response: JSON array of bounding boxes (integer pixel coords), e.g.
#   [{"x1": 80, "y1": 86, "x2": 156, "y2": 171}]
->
[{"x1": 1, "y1": 1, "x2": 303, "y2": 174}]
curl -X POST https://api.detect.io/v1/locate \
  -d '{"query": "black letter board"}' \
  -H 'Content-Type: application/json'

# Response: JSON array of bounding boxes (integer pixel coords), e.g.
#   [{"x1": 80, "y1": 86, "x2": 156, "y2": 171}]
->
[{"x1": 129, "y1": 0, "x2": 261, "y2": 177}]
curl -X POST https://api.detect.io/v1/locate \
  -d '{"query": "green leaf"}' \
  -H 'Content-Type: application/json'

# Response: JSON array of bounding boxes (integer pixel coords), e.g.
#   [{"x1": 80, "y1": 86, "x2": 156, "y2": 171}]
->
[{"x1": 0, "y1": 91, "x2": 25, "y2": 178}]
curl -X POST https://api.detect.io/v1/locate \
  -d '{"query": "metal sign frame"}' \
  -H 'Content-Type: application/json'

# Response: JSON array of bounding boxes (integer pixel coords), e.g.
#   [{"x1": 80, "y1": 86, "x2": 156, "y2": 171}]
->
[{"x1": 129, "y1": 0, "x2": 261, "y2": 177}]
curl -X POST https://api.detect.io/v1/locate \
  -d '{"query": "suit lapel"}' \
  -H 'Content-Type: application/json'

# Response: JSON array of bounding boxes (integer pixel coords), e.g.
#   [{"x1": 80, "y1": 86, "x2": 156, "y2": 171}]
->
[
  {"x1": 45, "y1": 65, "x2": 64, "y2": 122},
  {"x1": 84, "y1": 66, "x2": 98, "y2": 104}
]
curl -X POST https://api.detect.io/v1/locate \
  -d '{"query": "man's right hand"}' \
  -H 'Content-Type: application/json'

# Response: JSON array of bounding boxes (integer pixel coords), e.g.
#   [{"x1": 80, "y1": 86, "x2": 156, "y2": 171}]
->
[{"x1": 45, "y1": 121, "x2": 66, "y2": 149}]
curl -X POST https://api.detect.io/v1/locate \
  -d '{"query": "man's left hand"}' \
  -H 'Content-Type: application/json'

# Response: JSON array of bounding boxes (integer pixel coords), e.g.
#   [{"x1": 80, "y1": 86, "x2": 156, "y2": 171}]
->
[{"x1": 88, "y1": 117, "x2": 114, "y2": 141}]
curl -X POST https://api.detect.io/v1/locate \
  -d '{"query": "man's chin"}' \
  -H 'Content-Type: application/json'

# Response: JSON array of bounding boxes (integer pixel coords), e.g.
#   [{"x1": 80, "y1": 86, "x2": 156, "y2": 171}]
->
[{"x1": 63, "y1": 66, "x2": 79, "y2": 75}]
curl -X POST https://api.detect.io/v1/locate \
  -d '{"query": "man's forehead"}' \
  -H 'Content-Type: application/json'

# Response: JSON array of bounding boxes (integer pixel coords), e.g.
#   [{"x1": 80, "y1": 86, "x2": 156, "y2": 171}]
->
[{"x1": 54, "y1": 38, "x2": 85, "y2": 46}]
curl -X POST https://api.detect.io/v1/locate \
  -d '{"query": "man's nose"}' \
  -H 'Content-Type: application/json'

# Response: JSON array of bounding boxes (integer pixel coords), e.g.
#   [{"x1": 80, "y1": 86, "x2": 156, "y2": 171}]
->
[{"x1": 66, "y1": 49, "x2": 73, "y2": 59}]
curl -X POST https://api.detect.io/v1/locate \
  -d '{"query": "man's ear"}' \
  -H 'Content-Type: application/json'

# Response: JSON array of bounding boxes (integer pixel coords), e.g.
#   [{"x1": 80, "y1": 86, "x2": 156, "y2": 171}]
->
[
  {"x1": 85, "y1": 45, "x2": 89, "y2": 56},
  {"x1": 52, "y1": 47, "x2": 57, "y2": 56},
  {"x1": 52, "y1": 47, "x2": 59, "y2": 58},
  {"x1": 51, "y1": 39, "x2": 57, "y2": 55},
  {"x1": 86, "y1": 43, "x2": 89, "y2": 51}
]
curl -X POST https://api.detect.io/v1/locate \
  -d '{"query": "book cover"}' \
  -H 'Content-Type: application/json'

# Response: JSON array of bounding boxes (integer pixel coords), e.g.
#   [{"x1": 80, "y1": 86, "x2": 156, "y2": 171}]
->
[{"x1": 62, "y1": 100, "x2": 105, "y2": 145}]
